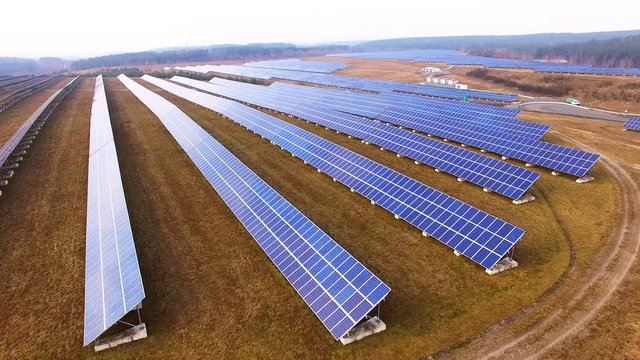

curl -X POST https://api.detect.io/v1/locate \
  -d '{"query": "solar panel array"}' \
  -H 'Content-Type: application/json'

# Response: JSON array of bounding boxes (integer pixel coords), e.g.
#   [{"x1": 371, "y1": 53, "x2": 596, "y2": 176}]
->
[
  {"x1": 173, "y1": 76, "x2": 540, "y2": 201},
  {"x1": 374, "y1": 107, "x2": 600, "y2": 177},
  {"x1": 119, "y1": 74, "x2": 390, "y2": 340},
  {"x1": 144, "y1": 75, "x2": 526, "y2": 270},
  {"x1": 244, "y1": 59, "x2": 348, "y2": 73},
  {"x1": 624, "y1": 117, "x2": 640, "y2": 131},
  {"x1": 263, "y1": 81, "x2": 548, "y2": 140},
  {"x1": 175, "y1": 64, "x2": 517, "y2": 102},
  {"x1": 0, "y1": 77, "x2": 79, "y2": 169},
  {"x1": 329, "y1": 49, "x2": 640, "y2": 76},
  {"x1": 199, "y1": 77, "x2": 597, "y2": 178},
  {"x1": 84, "y1": 75, "x2": 145, "y2": 346}
]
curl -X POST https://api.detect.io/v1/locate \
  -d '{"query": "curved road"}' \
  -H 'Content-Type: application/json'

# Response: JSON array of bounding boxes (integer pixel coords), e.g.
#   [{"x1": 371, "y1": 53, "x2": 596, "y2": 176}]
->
[
  {"x1": 516, "y1": 100, "x2": 636, "y2": 122},
  {"x1": 438, "y1": 130, "x2": 640, "y2": 359}
]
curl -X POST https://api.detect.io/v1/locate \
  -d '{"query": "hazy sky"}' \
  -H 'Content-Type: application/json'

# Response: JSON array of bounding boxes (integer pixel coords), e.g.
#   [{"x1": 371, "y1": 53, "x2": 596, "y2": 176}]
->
[{"x1": 3, "y1": 0, "x2": 639, "y2": 59}]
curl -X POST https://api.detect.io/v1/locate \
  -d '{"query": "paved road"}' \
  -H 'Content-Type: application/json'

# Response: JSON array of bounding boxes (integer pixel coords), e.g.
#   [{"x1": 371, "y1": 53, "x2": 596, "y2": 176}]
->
[{"x1": 517, "y1": 101, "x2": 629, "y2": 122}]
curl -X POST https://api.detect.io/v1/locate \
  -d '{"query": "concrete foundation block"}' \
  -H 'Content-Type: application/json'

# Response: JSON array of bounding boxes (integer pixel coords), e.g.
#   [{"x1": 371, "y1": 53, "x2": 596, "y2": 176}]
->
[
  {"x1": 512, "y1": 194, "x2": 535, "y2": 205},
  {"x1": 340, "y1": 317, "x2": 387, "y2": 345},
  {"x1": 485, "y1": 257, "x2": 519, "y2": 275},
  {"x1": 576, "y1": 175, "x2": 595, "y2": 183},
  {"x1": 94, "y1": 323, "x2": 147, "y2": 352}
]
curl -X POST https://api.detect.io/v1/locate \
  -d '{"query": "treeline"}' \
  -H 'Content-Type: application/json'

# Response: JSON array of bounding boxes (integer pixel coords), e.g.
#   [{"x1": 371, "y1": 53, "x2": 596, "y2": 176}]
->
[
  {"x1": 354, "y1": 30, "x2": 640, "y2": 53},
  {"x1": 68, "y1": 67, "x2": 212, "y2": 80},
  {"x1": 70, "y1": 43, "x2": 348, "y2": 70},
  {"x1": 471, "y1": 34, "x2": 640, "y2": 67},
  {"x1": 466, "y1": 68, "x2": 572, "y2": 96},
  {"x1": 0, "y1": 57, "x2": 70, "y2": 76}
]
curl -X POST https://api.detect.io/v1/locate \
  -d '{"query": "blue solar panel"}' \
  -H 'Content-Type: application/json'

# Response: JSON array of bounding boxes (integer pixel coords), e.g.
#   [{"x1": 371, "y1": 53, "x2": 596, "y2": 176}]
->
[
  {"x1": 84, "y1": 75, "x2": 145, "y2": 346},
  {"x1": 244, "y1": 59, "x2": 347, "y2": 73},
  {"x1": 173, "y1": 76, "x2": 540, "y2": 201},
  {"x1": 623, "y1": 117, "x2": 640, "y2": 131},
  {"x1": 262, "y1": 81, "x2": 547, "y2": 140},
  {"x1": 119, "y1": 74, "x2": 390, "y2": 340},
  {"x1": 0, "y1": 77, "x2": 79, "y2": 169},
  {"x1": 329, "y1": 50, "x2": 640, "y2": 76},
  {"x1": 199, "y1": 76, "x2": 597, "y2": 178},
  {"x1": 175, "y1": 64, "x2": 518, "y2": 102},
  {"x1": 374, "y1": 107, "x2": 600, "y2": 177},
  {"x1": 145, "y1": 75, "x2": 526, "y2": 271},
  {"x1": 199, "y1": 78, "x2": 594, "y2": 178}
]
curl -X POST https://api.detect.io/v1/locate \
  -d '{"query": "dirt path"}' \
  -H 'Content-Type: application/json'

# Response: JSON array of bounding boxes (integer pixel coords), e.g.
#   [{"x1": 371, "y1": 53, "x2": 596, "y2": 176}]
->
[{"x1": 447, "y1": 131, "x2": 640, "y2": 359}]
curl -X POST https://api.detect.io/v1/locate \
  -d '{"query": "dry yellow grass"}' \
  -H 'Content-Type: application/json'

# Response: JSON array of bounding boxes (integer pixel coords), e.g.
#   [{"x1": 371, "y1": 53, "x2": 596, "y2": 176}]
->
[{"x1": 0, "y1": 78, "x2": 70, "y2": 145}]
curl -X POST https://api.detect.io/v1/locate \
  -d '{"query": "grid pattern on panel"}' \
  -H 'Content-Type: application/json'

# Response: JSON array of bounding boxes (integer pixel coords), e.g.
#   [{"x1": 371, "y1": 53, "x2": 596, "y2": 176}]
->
[
  {"x1": 623, "y1": 117, "x2": 640, "y2": 131},
  {"x1": 329, "y1": 50, "x2": 640, "y2": 76},
  {"x1": 84, "y1": 75, "x2": 145, "y2": 346},
  {"x1": 244, "y1": 59, "x2": 348, "y2": 73},
  {"x1": 173, "y1": 76, "x2": 540, "y2": 200},
  {"x1": 119, "y1": 75, "x2": 390, "y2": 340},
  {"x1": 375, "y1": 108, "x2": 600, "y2": 177},
  {"x1": 0, "y1": 77, "x2": 78, "y2": 167},
  {"x1": 265, "y1": 81, "x2": 541, "y2": 138},
  {"x1": 214, "y1": 78, "x2": 545, "y2": 141},
  {"x1": 147, "y1": 75, "x2": 526, "y2": 270},
  {"x1": 175, "y1": 64, "x2": 517, "y2": 102}
]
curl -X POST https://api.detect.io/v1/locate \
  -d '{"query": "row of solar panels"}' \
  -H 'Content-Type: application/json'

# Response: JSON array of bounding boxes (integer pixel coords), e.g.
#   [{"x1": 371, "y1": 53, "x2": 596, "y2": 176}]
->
[
  {"x1": 185, "y1": 74, "x2": 599, "y2": 179},
  {"x1": 173, "y1": 76, "x2": 540, "y2": 201},
  {"x1": 84, "y1": 75, "x2": 392, "y2": 345},
  {"x1": 263, "y1": 81, "x2": 546, "y2": 139},
  {"x1": 84, "y1": 75, "x2": 146, "y2": 346},
  {"x1": 143, "y1": 74, "x2": 526, "y2": 271},
  {"x1": 624, "y1": 117, "x2": 640, "y2": 131},
  {"x1": 117, "y1": 74, "x2": 390, "y2": 341},
  {"x1": 0, "y1": 77, "x2": 78, "y2": 169},
  {"x1": 244, "y1": 59, "x2": 348, "y2": 73},
  {"x1": 329, "y1": 50, "x2": 640, "y2": 76},
  {"x1": 174, "y1": 64, "x2": 518, "y2": 102}
]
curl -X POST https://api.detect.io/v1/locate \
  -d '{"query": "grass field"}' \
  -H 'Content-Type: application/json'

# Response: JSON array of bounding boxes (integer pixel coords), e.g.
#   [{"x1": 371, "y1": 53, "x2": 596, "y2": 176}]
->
[
  {"x1": 307, "y1": 56, "x2": 640, "y2": 113},
  {"x1": 0, "y1": 69, "x2": 633, "y2": 359},
  {"x1": 0, "y1": 78, "x2": 70, "y2": 145}
]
